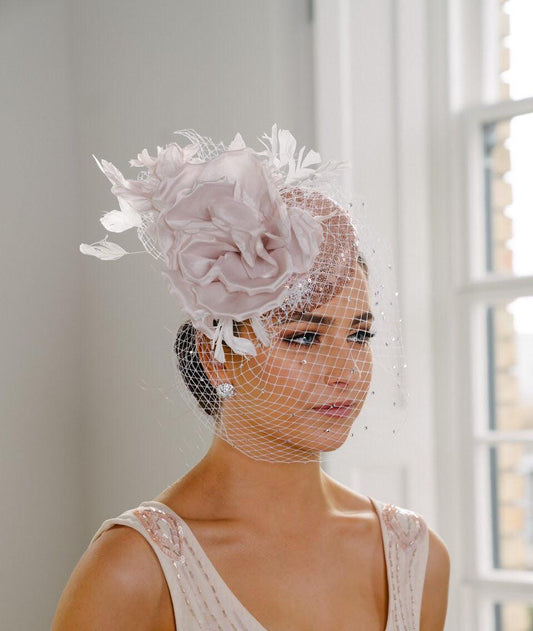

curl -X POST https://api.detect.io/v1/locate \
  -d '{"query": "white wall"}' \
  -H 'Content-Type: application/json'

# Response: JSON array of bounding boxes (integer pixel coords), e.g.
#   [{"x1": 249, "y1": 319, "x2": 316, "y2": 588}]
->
[
  {"x1": 1, "y1": 2, "x2": 84, "y2": 629},
  {"x1": 1, "y1": 1, "x2": 314, "y2": 628},
  {"x1": 73, "y1": 0, "x2": 315, "y2": 537}
]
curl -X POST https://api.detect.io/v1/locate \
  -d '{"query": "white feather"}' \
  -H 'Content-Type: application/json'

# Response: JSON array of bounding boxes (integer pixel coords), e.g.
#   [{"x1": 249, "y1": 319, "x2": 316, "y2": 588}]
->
[
  {"x1": 79, "y1": 237, "x2": 129, "y2": 261},
  {"x1": 100, "y1": 207, "x2": 141, "y2": 233}
]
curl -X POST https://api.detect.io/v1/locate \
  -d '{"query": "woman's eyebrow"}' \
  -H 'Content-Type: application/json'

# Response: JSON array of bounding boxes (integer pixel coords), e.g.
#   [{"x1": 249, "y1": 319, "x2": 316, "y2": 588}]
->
[{"x1": 288, "y1": 311, "x2": 374, "y2": 326}]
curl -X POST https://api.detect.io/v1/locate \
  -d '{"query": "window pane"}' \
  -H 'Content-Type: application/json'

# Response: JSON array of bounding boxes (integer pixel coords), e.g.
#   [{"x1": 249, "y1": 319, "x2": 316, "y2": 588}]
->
[
  {"x1": 487, "y1": 298, "x2": 533, "y2": 432},
  {"x1": 494, "y1": 600, "x2": 533, "y2": 631},
  {"x1": 483, "y1": 115, "x2": 533, "y2": 277},
  {"x1": 501, "y1": 0, "x2": 533, "y2": 101},
  {"x1": 489, "y1": 442, "x2": 533, "y2": 571},
  {"x1": 486, "y1": 298, "x2": 533, "y2": 571}
]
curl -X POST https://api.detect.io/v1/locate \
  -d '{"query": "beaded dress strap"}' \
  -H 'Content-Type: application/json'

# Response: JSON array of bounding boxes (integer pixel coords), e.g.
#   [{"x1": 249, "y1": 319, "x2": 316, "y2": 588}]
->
[
  {"x1": 113, "y1": 502, "x2": 265, "y2": 630},
  {"x1": 370, "y1": 498, "x2": 429, "y2": 631},
  {"x1": 91, "y1": 499, "x2": 429, "y2": 631}
]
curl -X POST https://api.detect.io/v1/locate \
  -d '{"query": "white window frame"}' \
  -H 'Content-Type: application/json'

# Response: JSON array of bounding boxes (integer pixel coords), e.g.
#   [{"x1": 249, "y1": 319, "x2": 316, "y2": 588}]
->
[
  {"x1": 459, "y1": 99, "x2": 533, "y2": 629},
  {"x1": 314, "y1": 1, "x2": 533, "y2": 628},
  {"x1": 435, "y1": 0, "x2": 533, "y2": 628}
]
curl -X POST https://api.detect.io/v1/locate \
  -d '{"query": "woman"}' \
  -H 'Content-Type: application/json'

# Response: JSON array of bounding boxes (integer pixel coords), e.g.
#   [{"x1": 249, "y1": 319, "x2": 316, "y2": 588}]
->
[{"x1": 53, "y1": 127, "x2": 450, "y2": 630}]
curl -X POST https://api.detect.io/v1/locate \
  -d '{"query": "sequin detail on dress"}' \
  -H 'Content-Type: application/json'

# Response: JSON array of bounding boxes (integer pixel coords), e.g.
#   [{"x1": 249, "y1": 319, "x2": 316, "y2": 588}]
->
[
  {"x1": 381, "y1": 503, "x2": 428, "y2": 631},
  {"x1": 133, "y1": 505, "x2": 251, "y2": 630},
  {"x1": 133, "y1": 506, "x2": 186, "y2": 564},
  {"x1": 91, "y1": 499, "x2": 429, "y2": 630}
]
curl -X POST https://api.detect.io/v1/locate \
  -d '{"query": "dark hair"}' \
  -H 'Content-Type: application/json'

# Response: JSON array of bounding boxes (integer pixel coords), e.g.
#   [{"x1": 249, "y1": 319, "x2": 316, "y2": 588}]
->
[
  {"x1": 175, "y1": 254, "x2": 369, "y2": 415},
  {"x1": 174, "y1": 320, "x2": 221, "y2": 417}
]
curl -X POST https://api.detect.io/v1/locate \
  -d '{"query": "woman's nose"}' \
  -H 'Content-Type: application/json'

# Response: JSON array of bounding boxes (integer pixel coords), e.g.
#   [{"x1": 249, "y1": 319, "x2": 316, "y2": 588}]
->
[
  {"x1": 324, "y1": 364, "x2": 361, "y2": 386},
  {"x1": 323, "y1": 346, "x2": 362, "y2": 386}
]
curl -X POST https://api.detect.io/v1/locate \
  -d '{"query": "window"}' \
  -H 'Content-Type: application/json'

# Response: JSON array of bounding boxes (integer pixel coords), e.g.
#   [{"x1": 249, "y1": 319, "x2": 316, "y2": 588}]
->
[{"x1": 454, "y1": 0, "x2": 533, "y2": 628}]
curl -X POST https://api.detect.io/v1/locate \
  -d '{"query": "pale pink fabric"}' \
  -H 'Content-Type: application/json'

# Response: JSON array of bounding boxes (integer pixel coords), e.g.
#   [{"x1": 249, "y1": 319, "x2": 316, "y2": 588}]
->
[
  {"x1": 91, "y1": 498, "x2": 429, "y2": 630},
  {"x1": 155, "y1": 150, "x2": 323, "y2": 323},
  {"x1": 84, "y1": 126, "x2": 352, "y2": 363}
]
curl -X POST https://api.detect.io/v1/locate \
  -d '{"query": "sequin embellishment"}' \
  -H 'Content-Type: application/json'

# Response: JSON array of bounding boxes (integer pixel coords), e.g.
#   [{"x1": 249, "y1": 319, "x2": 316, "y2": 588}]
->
[
  {"x1": 381, "y1": 503, "x2": 428, "y2": 631},
  {"x1": 123, "y1": 502, "x2": 428, "y2": 631},
  {"x1": 133, "y1": 506, "x2": 248, "y2": 630},
  {"x1": 133, "y1": 506, "x2": 186, "y2": 564},
  {"x1": 382, "y1": 503, "x2": 424, "y2": 550}
]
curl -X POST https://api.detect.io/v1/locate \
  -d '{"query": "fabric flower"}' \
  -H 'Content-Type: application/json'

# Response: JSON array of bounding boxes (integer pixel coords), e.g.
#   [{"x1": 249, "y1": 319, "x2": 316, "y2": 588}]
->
[
  {"x1": 81, "y1": 126, "x2": 348, "y2": 361},
  {"x1": 155, "y1": 148, "x2": 323, "y2": 356}
]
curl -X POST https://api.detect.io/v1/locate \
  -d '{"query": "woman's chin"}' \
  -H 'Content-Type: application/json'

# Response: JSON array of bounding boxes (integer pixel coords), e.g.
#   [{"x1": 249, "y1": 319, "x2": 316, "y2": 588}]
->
[
  {"x1": 282, "y1": 421, "x2": 355, "y2": 454},
  {"x1": 219, "y1": 411, "x2": 358, "y2": 460}
]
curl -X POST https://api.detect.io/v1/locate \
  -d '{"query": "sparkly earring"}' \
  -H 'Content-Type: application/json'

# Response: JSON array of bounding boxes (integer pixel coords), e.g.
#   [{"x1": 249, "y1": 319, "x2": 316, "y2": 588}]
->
[{"x1": 216, "y1": 383, "x2": 236, "y2": 400}]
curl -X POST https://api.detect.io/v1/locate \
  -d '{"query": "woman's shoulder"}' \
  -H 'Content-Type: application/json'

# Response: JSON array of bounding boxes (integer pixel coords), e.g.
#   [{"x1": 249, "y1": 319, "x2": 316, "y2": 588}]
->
[
  {"x1": 88, "y1": 522, "x2": 168, "y2": 594},
  {"x1": 325, "y1": 474, "x2": 424, "y2": 526},
  {"x1": 326, "y1": 477, "x2": 440, "y2": 561},
  {"x1": 360, "y1": 493, "x2": 450, "y2": 629},
  {"x1": 52, "y1": 517, "x2": 173, "y2": 631}
]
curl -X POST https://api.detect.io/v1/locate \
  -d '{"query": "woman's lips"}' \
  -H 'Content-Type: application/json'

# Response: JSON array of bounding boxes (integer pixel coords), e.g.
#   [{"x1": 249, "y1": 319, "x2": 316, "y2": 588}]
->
[{"x1": 312, "y1": 401, "x2": 356, "y2": 418}]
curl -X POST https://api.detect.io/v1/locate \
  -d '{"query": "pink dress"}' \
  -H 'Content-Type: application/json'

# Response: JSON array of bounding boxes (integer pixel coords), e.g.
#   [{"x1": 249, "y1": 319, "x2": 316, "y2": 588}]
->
[{"x1": 91, "y1": 498, "x2": 429, "y2": 630}]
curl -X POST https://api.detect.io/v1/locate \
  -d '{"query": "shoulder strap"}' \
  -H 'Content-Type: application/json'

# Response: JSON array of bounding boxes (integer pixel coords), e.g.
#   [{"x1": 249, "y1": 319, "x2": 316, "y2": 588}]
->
[
  {"x1": 371, "y1": 499, "x2": 429, "y2": 631},
  {"x1": 91, "y1": 503, "x2": 261, "y2": 631},
  {"x1": 91, "y1": 505, "x2": 196, "y2": 629}
]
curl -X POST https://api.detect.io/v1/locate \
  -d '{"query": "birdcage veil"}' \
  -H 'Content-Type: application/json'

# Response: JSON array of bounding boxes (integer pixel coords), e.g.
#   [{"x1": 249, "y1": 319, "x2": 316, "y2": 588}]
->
[{"x1": 81, "y1": 125, "x2": 407, "y2": 463}]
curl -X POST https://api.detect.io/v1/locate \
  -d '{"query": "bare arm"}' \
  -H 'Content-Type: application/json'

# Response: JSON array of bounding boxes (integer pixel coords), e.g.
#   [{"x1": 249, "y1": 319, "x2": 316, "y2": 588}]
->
[
  {"x1": 420, "y1": 528, "x2": 451, "y2": 630},
  {"x1": 51, "y1": 525, "x2": 174, "y2": 631}
]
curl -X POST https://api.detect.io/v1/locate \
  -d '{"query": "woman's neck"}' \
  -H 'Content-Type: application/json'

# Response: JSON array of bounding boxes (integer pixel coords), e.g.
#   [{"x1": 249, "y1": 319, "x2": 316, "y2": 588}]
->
[{"x1": 166, "y1": 436, "x2": 339, "y2": 532}]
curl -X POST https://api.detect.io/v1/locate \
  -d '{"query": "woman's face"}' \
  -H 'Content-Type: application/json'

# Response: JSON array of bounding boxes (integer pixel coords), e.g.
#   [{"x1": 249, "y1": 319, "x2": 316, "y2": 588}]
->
[{"x1": 219, "y1": 264, "x2": 374, "y2": 461}]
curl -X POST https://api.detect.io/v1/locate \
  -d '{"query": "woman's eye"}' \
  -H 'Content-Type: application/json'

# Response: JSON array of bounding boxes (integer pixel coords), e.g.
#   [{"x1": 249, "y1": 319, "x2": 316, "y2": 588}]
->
[
  {"x1": 282, "y1": 329, "x2": 376, "y2": 347},
  {"x1": 349, "y1": 329, "x2": 376, "y2": 343},
  {"x1": 282, "y1": 331, "x2": 319, "y2": 346}
]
